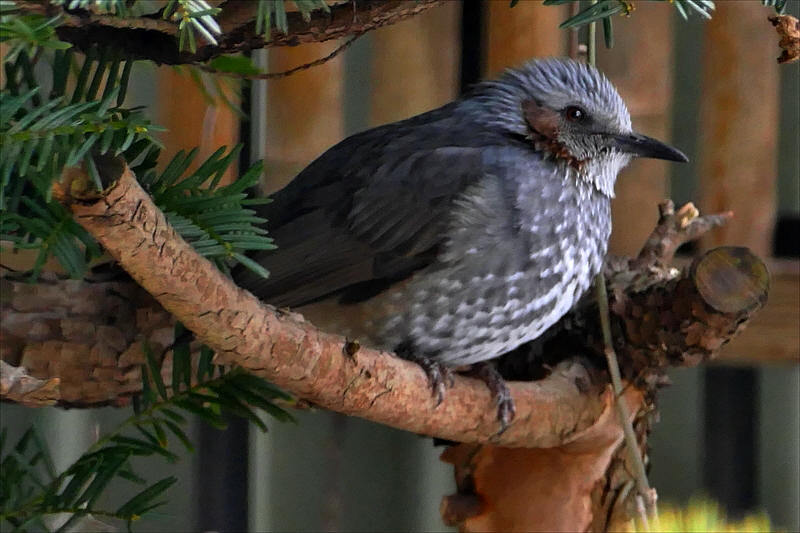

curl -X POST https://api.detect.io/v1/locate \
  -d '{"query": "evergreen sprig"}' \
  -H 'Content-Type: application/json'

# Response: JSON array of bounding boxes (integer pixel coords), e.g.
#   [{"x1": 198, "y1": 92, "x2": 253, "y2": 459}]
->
[
  {"x1": 255, "y1": 0, "x2": 330, "y2": 37},
  {"x1": 762, "y1": 0, "x2": 789, "y2": 14},
  {"x1": 539, "y1": 0, "x2": 716, "y2": 48},
  {"x1": 0, "y1": 87, "x2": 161, "y2": 199},
  {"x1": 0, "y1": 5, "x2": 71, "y2": 64},
  {"x1": 1, "y1": 42, "x2": 273, "y2": 281},
  {"x1": 49, "y1": 0, "x2": 128, "y2": 16},
  {"x1": 163, "y1": 0, "x2": 222, "y2": 53},
  {"x1": 1, "y1": 334, "x2": 293, "y2": 532},
  {"x1": 0, "y1": 46, "x2": 165, "y2": 280},
  {"x1": 138, "y1": 145, "x2": 275, "y2": 279}
]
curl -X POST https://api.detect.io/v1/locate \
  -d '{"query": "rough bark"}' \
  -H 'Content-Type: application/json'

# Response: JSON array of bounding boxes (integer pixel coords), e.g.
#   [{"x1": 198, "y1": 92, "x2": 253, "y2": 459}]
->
[
  {"x1": 1, "y1": 163, "x2": 769, "y2": 451},
  {"x1": 14, "y1": 0, "x2": 441, "y2": 65}
]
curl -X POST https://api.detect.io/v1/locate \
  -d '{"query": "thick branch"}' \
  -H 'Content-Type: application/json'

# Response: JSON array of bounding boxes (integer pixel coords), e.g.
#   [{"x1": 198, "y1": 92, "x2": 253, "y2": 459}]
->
[
  {"x1": 16, "y1": 0, "x2": 440, "y2": 65},
  {"x1": 31, "y1": 163, "x2": 610, "y2": 447}
]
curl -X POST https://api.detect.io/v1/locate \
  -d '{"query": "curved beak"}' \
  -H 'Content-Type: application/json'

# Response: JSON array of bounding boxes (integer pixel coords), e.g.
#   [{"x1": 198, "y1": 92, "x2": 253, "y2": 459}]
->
[{"x1": 610, "y1": 132, "x2": 689, "y2": 163}]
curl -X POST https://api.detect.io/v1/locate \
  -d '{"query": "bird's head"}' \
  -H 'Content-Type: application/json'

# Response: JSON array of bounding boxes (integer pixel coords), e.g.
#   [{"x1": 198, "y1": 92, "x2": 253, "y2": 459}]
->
[{"x1": 469, "y1": 58, "x2": 687, "y2": 196}]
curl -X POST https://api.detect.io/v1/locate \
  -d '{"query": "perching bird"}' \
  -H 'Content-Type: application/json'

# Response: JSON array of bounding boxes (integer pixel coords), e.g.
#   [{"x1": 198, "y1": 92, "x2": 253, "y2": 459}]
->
[{"x1": 235, "y1": 58, "x2": 687, "y2": 427}]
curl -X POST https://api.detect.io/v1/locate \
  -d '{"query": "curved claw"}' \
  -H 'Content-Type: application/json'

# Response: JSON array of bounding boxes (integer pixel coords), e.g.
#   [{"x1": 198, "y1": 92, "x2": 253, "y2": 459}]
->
[
  {"x1": 495, "y1": 393, "x2": 516, "y2": 435},
  {"x1": 394, "y1": 343, "x2": 454, "y2": 406},
  {"x1": 471, "y1": 362, "x2": 516, "y2": 432},
  {"x1": 420, "y1": 359, "x2": 453, "y2": 406}
]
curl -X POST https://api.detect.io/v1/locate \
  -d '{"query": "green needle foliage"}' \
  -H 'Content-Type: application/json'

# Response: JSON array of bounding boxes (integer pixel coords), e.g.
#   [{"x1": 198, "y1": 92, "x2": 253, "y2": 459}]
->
[
  {"x1": 0, "y1": 7, "x2": 71, "y2": 64},
  {"x1": 1, "y1": 5, "x2": 290, "y2": 525},
  {"x1": 537, "y1": 0, "x2": 716, "y2": 48},
  {"x1": 256, "y1": 0, "x2": 330, "y2": 37},
  {"x1": 1, "y1": 18, "x2": 274, "y2": 280},
  {"x1": 162, "y1": 0, "x2": 222, "y2": 53},
  {"x1": 0, "y1": 45, "x2": 164, "y2": 280},
  {"x1": 1, "y1": 323, "x2": 293, "y2": 532},
  {"x1": 138, "y1": 145, "x2": 275, "y2": 279},
  {"x1": 762, "y1": 0, "x2": 789, "y2": 14}
]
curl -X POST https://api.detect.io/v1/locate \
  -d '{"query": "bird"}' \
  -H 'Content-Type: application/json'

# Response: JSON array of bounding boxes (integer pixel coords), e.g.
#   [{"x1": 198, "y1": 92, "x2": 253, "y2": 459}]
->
[{"x1": 234, "y1": 58, "x2": 687, "y2": 428}]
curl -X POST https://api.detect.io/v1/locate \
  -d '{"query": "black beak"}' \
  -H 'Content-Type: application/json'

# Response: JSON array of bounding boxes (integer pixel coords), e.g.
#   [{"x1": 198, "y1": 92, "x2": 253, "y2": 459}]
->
[{"x1": 610, "y1": 132, "x2": 689, "y2": 163}]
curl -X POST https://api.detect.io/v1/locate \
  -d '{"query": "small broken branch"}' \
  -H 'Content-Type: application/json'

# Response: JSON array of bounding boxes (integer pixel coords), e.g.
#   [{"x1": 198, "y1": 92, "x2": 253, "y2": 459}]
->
[{"x1": 632, "y1": 200, "x2": 733, "y2": 270}]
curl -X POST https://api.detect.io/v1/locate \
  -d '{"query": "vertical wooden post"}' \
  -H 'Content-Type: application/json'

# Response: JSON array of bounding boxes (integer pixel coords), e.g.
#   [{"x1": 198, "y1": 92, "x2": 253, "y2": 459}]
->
[
  {"x1": 596, "y1": 2, "x2": 675, "y2": 256},
  {"x1": 157, "y1": 67, "x2": 239, "y2": 183},
  {"x1": 697, "y1": 2, "x2": 779, "y2": 256},
  {"x1": 369, "y1": 1, "x2": 461, "y2": 126},
  {"x1": 696, "y1": 2, "x2": 780, "y2": 518},
  {"x1": 484, "y1": 0, "x2": 567, "y2": 77},
  {"x1": 263, "y1": 41, "x2": 346, "y2": 193}
]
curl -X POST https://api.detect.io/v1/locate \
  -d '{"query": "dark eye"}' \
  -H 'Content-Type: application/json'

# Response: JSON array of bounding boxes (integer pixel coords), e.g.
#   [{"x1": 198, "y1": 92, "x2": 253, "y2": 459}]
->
[{"x1": 564, "y1": 106, "x2": 587, "y2": 122}]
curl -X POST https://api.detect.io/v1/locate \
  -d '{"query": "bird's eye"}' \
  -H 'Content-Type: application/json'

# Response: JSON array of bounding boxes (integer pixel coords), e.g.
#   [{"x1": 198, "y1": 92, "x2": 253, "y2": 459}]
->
[{"x1": 564, "y1": 106, "x2": 587, "y2": 123}]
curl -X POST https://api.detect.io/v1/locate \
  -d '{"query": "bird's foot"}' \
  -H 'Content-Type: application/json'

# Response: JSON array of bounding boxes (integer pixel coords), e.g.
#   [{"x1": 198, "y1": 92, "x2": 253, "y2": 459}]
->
[
  {"x1": 395, "y1": 342, "x2": 454, "y2": 406},
  {"x1": 470, "y1": 362, "x2": 515, "y2": 432},
  {"x1": 416, "y1": 356, "x2": 455, "y2": 406}
]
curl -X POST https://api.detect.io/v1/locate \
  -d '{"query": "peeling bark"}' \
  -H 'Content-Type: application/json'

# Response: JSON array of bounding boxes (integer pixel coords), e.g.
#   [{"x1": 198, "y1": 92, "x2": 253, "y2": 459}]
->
[{"x1": 441, "y1": 387, "x2": 644, "y2": 532}]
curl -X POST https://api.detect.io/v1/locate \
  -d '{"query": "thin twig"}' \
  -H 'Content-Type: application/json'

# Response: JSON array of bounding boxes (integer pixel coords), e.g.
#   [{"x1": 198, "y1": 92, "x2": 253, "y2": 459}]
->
[
  {"x1": 595, "y1": 274, "x2": 656, "y2": 526},
  {"x1": 195, "y1": 36, "x2": 360, "y2": 80},
  {"x1": 587, "y1": 5, "x2": 654, "y2": 526}
]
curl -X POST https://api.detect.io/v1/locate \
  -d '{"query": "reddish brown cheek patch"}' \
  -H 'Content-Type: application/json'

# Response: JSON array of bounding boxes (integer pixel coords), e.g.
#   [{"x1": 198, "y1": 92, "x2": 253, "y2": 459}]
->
[
  {"x1": 522, "y1": 100, "x2": 586, "y2": 171},
  {"x1": 522, "y1": 99, "x2": 560, "y2": 139}
]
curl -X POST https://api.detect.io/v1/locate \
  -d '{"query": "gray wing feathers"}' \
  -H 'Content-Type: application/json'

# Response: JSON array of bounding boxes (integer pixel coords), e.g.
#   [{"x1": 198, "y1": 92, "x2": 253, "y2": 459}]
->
[{"x1": 235, "y1": 126, "x2": 490, "y2": 308}]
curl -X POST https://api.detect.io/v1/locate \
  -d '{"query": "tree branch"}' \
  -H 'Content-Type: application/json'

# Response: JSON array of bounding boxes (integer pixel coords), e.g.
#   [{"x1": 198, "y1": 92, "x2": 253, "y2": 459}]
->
[
  {"x1": 15, "y1": 0, "x2": 441, "y2": 65},
  {"x1": 1, "y1": 162, "x2": 769, "y2": 450},
  {"x1": 35, "y1": 161, "x2": 612, "y2": 447}
]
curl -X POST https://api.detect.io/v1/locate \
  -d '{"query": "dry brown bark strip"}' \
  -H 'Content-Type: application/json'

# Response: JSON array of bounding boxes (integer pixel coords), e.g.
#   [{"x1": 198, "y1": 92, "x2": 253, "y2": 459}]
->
[{"x1": 15, "y1": 0, "x2": 441, "y2": 65}]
